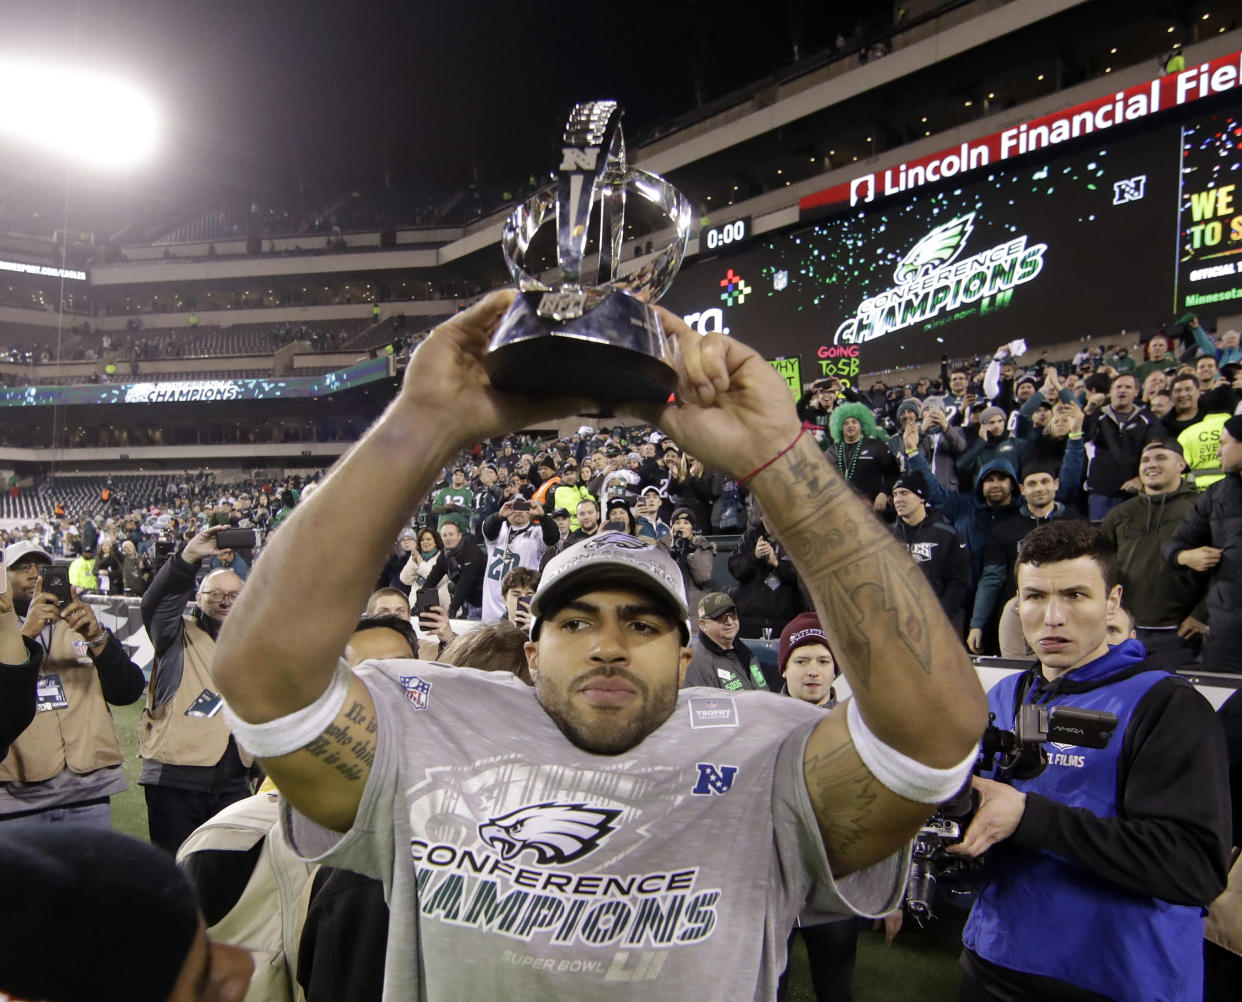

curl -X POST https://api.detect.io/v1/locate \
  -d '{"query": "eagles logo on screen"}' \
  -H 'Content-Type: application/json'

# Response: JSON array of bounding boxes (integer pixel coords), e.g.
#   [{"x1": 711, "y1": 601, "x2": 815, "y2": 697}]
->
[
  {"x1": 893, "y1": 212, "x2": 975, "y2": 284},
  {"x1": 477, "y1": 802, "x2": 622, "y2": 864}
]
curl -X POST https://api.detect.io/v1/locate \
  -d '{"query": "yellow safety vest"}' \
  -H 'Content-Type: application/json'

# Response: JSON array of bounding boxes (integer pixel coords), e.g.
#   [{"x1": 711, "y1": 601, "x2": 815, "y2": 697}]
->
[{"x1": 1178, "y1": 412, "x2": 1230, "y2": 489}]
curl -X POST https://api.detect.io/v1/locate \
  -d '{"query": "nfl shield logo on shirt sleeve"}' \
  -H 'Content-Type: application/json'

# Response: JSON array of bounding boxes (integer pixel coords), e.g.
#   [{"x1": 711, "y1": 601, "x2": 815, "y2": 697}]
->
[{"x1": 400, "y1": 674, "x2": 432, "y2": 710}]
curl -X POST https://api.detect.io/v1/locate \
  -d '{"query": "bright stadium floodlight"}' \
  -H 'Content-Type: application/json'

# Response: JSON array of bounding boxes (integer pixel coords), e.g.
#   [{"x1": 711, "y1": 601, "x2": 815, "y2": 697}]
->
[{"x1": 0, "y1": 55, "x2": 159, "y2": 170}]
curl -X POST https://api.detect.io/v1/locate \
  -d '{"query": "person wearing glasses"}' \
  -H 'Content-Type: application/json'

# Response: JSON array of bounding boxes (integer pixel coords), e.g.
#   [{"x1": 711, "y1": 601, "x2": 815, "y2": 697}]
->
[
  {"x1": 139, "y1": 524, "x2": 255, "y2": 852},
  {"x1": 682, "y1": 591, "x2": 771, "y2": 691}
]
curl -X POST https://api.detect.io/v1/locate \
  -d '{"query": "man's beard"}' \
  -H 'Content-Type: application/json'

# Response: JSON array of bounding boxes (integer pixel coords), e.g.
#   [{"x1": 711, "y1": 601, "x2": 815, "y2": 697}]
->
[{"x1": 535, "y1": 665, "x2": 679, "y2": 756}]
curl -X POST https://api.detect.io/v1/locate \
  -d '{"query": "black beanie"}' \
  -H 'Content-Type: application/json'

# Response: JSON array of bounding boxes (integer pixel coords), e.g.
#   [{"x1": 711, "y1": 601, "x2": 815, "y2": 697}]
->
[
  {"x1": 670, "y1": 506, "x2": 696, "y2": 527},
  {"x1": 893, "y1": 470, "x2": 929, "y2": 500},
  {"x1": 1224, "y1": 415, "x2": 1242, "y2": 444},
  {"x1": 0, "y1": 824, "x2": 200, "y2": 1002}
]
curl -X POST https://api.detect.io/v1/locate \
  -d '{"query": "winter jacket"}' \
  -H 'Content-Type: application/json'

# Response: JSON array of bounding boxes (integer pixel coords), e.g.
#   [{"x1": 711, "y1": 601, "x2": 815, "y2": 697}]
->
[
  {"x1": 963, "y1": 641, "x2": 1230, "y2": 1001},
  {"x1": 888, "y1": 424, "x2": 967, "y2": 492},
  {"x1": 660, "y1": 533, "x2": 717, "y2": 617},
  {"x1": 666, "y1": 471, "x2": 714, "y2": 532},
  {"x1": 682, "y1": 634, "x2": 768, "y2": 691},
  {"x1": 1083, "y1": 405, "x2": 1164, "y2": 497},
  {"x1": 423, "y1": 537, "x2": 486, "y2": 617},
  {"x1": 970, "y1": 502, "x2": 1084, "y2": 631},
  {"x1": 890, "y1": 515, "x2": 970, "y2": 618},
  {"x1": 905, "y1": 452, "x2": 1024, "y2": 588},
  {"x1": 824, "y1": 436, "x2": 898, "y2": 502},
  {"x1": 95, "y1": 553, "x2": 123, "y2": 595},
  {"x1": 472, "y1": 483, "x2": 504, "y2": 530},
  {"x1": 1100, "y1": 481, "x2": 1208, "y2": 629},
  {"x1": 706, "y1": 473, "x2": 746, "y2": 533},
  {"x1": 1193, "y1": 323, "x2": 1242, "y2": 367},
  {"x1": 955, "y1": 429, "x2": 1029, "y2": 492},
  {"x1": 727, "y1": 524, "x2": 805, "y2": 638},
  {"x1": 1164, "y1": 474, "x2": 1242, "y2": 668},
  {"x1": 969, "y1": 437, "x2": 1087, "y2": 629}
]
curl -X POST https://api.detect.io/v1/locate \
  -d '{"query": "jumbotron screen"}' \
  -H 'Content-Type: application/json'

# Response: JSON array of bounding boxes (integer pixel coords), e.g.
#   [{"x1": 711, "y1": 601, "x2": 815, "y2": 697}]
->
[
  {"x1": 1175, "y1": 108, "x2": 1242, "y2": 314},
  {"x1": 662, "y1": 104, "x2": 1242, "y2": 379}
]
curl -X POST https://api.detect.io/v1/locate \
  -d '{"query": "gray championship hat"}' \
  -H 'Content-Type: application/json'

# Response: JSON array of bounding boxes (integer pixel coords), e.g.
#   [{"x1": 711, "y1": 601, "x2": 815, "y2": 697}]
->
[{"x1": 530, "y1": 531, "x2": 690, "y2": 641}]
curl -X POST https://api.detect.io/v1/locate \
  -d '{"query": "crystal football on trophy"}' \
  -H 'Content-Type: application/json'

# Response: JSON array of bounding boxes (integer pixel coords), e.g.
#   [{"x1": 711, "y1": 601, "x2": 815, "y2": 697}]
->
[{"x1": 484, "y1": 100, "x2": 694, "y2": 403}]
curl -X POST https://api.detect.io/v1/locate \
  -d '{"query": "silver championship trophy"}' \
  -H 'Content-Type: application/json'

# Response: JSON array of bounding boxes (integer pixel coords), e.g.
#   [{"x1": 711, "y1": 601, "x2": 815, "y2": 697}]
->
[{"x1": 484, "y1": 100, "x2": 694, "y2": 404}]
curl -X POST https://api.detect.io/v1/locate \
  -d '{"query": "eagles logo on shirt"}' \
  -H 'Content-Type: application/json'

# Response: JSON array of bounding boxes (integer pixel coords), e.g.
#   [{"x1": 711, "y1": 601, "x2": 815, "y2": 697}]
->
[{"x1": 477, "y1": 801, "x2": 621, "y2": 864}]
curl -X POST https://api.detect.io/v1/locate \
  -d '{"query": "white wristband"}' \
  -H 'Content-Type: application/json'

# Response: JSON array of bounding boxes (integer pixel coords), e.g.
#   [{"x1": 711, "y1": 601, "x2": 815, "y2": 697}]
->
[
  {"x1": 846, "y1": 698, "x2": 976, "y2": 804},
  {"x1": 221, "y1": 661, "x2": 352, "y2": 758}
]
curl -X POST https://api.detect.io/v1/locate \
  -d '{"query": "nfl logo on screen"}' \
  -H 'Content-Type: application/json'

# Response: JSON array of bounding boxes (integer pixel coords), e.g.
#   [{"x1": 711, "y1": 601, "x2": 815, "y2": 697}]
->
[
  {"x1": 773, "y1": 270, "x2": 789, "y2": 291},
  {"x1": 400, "y1": 674, "x2": 432, "y2": 710}
]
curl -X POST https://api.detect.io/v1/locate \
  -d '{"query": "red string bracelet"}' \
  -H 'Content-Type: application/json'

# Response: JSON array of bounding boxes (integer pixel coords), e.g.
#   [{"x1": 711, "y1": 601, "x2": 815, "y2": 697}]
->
[{"x1": 738, "y1": 428, "x2": 806, "y2": 485}]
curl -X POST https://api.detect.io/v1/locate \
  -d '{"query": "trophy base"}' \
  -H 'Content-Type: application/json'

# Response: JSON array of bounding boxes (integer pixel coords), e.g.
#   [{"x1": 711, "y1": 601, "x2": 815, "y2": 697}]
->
[{"x1": 484, "y1": 291, "x2": 677, "y2": 406}]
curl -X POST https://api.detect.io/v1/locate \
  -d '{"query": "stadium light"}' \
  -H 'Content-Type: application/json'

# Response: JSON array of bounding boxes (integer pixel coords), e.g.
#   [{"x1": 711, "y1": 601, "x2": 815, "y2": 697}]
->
[{"x1": 0, "y1": 55, "x2": 159, "y2": 170}]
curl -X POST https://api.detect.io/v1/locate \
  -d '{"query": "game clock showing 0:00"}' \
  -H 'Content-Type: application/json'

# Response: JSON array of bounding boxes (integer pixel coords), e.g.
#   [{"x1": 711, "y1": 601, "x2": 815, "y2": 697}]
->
[{"x1": 702, "y1": 217, "x2": 750, "y2": 251}]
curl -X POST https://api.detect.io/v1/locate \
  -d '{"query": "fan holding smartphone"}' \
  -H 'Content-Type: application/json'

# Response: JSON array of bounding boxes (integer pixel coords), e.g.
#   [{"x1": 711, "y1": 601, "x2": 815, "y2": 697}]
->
[{"x1": 0, "y1": 540, "x2": 146, "y2": 827}]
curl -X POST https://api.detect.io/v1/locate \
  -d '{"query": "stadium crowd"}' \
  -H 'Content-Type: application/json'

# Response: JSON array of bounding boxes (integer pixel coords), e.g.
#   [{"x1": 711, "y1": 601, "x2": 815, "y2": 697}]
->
[
  {"x1": 7, "y1": 313, "x2": 1242, "y2": 666},
  {"x1": 1, "y1": 303, "x2": 1241, "y2": 1001}
]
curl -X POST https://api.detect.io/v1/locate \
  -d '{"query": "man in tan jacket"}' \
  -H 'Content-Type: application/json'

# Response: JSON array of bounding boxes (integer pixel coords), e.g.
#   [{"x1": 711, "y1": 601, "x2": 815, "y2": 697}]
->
[
  {"x1": 140, "y1": 525, "x2": 255, "y2": 852},
  {"x1": 0, "y1": 541, "x2": 145, "y2": 829}
]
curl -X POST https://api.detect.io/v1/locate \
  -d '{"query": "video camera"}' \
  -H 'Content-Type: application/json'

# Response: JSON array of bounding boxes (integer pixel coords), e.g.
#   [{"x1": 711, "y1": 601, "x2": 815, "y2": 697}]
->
[{"x1": 905, "y1": 703, "x2": 1117, "y2": 922}]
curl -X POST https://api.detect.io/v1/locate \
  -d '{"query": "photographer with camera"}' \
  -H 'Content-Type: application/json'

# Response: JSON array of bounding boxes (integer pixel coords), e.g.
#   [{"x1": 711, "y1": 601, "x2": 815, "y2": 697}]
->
[
  {"x1": 949, "y1": 520, "x2": 1230, "y2": 1001},
  {"x1": 0, "y1": 541, "x2": 145, "y2": 828},
  {"x1": 138, "y1": 524, "x2": 255, "y2": 852}
]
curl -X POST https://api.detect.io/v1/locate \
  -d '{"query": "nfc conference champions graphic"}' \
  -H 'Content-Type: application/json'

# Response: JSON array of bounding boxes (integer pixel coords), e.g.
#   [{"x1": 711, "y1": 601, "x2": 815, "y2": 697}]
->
[
  {"x1": 832, "y1": 211, "x2": 1047, "y2": 345},
  {"x1": 661, "y1": 128, "x2": 1171, "y2": 365}
]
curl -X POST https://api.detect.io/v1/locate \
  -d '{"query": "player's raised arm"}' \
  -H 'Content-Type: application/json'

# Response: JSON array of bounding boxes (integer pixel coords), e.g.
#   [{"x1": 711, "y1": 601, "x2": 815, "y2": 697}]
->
[
  {"x1": 648, "y1": 307, "x2": 987, "y2": 875},
  {"x1": 212, "y1": 290, "x2": 590, "y2": 831}
]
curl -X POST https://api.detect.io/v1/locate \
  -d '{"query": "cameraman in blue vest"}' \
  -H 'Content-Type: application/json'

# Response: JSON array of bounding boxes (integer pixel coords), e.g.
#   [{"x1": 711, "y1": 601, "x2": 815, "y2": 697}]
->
[{"x1": 948, "y1": 520, "x2": 1230, "y2": 1001}]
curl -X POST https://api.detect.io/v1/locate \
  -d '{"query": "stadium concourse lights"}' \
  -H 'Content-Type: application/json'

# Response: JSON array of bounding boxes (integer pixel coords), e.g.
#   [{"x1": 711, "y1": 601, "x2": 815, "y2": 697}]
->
[{"x1": 0, "y1": 55, "x2": 158, "y2": 170}]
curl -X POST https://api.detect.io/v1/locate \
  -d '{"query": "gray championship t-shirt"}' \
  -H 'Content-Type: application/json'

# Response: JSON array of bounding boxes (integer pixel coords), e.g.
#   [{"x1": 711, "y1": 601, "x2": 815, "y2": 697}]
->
[{"x1": 283, "y1": 662, "x2": 909, "y2": 1001}]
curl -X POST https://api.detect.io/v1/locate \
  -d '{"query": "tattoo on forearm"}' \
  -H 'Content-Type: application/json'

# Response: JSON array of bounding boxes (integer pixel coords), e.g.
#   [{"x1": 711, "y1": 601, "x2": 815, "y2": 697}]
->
[
  {"x1": 805, "y1": 740, "x2": 879, "y2": 858},
  {"x1": 297, "y1": 700, "x2": 377, "y2": 783},
  {"x1": 757, "y1": 438, "x2": 939, "y2": 689},
  {"x1": 782, "y1": 445, "x2": 847, "y2": 506}
]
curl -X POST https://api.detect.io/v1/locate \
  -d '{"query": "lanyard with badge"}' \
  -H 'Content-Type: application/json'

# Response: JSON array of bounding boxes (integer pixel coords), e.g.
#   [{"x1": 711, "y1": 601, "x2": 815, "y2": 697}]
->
[{"x1": 33, "y1": 623, "x2": 75, "y2": 711}]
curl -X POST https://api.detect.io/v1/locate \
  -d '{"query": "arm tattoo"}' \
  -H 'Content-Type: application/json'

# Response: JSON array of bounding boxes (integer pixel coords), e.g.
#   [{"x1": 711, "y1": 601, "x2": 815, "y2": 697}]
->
[
  {"x1": 804, "y1": 740, "x2": 880, "y2": 859},
  {"x1": 298, "y1": 699, "x2": 377, "y2": 783},
  {"x1": 759, "y1": 437, "x2": 937, "y2": 690}
]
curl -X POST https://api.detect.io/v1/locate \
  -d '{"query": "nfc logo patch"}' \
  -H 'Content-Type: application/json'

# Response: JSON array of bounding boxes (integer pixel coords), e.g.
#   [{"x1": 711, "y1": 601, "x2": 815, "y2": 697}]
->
[
  {"x1": 692, "y1": 763, "x2": 738, "y2": 796},
  {"x1": 1113, "y1": 175, "x2": 1147, "y2": 205}
]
